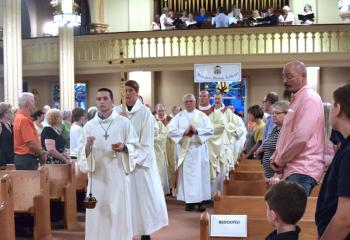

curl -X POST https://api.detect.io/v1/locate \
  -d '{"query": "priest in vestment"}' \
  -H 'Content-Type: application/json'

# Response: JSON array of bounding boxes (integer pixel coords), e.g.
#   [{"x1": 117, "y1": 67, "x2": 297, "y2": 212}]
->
[
  {"x1": 227, "y1": 106, "x2": 247, "y2": 160},
  {"x1": 214, "y1": 94, "x2": 246, "y2": 168},
  {"x1": 168, "y1": 93, "x2": 213, "y2": 212},
  {"x1": 78, "y1": 88, "x2": 142, "y2": 240},
  {"x1": 114, "y1": 81, "x2": 168, "y2": 240},
  {"x1": 154, "y1": 103, "x2": 170, "y2": 195},
  {"x1": 198, "y1": 90, "x2": 226, "y2": 195}
]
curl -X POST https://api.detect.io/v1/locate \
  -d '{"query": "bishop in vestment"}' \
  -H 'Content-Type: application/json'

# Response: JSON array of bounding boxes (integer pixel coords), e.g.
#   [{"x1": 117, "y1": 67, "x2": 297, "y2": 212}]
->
[
  {"x1": 78, "y1": 88, "x2": 142, "y2": 240},
  {"x1": 168, "y1": 94, "x2": 213, "y2": 212}
]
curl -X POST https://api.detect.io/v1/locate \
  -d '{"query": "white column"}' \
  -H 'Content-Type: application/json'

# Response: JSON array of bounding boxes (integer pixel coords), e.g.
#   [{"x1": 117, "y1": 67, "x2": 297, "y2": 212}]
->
[
  {"x1": 88, "y1": 0, "x2": 108, "y2": 33},
  {"x1": 59, "y1": 26, "x2": 75, "y2": 110},
  {"x1": 307, "y1": 66, "x2": 320, "y2": 93},
  {"x1": 3, "y1": 0, "x2": 22, "y2": 106}
]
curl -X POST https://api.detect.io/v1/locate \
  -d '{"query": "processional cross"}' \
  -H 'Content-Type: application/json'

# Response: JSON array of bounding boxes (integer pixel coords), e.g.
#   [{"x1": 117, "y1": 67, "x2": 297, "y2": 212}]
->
[{"x1": 108, "y1": 47, "x2": 136, "y2": 112}]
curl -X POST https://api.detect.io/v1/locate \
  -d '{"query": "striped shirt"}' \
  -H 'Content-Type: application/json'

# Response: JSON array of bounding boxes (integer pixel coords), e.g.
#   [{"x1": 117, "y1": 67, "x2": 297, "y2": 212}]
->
[{"x1": 262, "y1": 126, "x2": 280, "y2": 179}]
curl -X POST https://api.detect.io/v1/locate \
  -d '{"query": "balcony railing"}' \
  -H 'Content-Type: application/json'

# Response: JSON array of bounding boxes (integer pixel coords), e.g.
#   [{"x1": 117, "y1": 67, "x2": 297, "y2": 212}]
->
[{"x1": 20, "y1": 24, "x2": 350, "y2": 67}]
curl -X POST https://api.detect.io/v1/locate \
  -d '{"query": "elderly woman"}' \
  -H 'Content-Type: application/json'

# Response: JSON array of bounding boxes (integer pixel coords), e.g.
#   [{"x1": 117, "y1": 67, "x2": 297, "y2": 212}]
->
[
  {"x1": 279, "y1": 5, "x2": 295, "y2": 25},
  {"x1": 41, "y1": 109, "x2": 69, "y2": 164},
  {"x1": 301, "y1": 3, "x2": 314, "y2": 25},
  {"x1": 0, "y1": 102, "x2": 14, "y2": 166},
  {"x1": 256, "y1": 101, "x2": 289, "y2": 182}
]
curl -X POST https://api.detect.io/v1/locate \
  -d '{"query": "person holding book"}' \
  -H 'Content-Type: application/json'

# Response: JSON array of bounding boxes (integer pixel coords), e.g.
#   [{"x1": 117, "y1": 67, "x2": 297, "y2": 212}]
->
[{"x1": 299, "y1": 4, "x2": 314, "y2": 25}]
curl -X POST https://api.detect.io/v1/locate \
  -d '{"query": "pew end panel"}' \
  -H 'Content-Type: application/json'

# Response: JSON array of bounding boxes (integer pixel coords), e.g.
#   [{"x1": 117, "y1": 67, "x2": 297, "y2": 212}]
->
[
  {"x1": 47, "y1": 163, "x2": 78, "y2": 230},
  {"x1": 0, "y1": 174, "x2": 15, "y2": 240}
]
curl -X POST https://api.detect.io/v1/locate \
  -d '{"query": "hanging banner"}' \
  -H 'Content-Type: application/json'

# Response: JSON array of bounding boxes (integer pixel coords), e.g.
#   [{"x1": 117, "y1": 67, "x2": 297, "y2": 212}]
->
[{"x1": 194, "y1": 63, "x2": 241, "y2": 83}]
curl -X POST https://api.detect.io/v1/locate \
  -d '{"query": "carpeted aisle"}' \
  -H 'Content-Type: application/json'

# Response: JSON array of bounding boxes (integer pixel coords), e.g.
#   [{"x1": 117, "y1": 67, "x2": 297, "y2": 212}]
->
[{"x1": 51, "y1": 199, "x2": 213, "y2": 240}]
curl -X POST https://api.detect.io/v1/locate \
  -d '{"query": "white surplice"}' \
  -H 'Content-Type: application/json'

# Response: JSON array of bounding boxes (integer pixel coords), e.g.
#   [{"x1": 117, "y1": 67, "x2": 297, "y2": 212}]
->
[
  {"x1": 114, "y1": 99, "x2": 168, "y2": 236},
  {"x1": 168, "y1": 109, "x2": 214, "y2": 203},
  {"x1": 154, "y1": 119, "x2": 170, "y2": 194},
  {"x1": 77, "y1": 111, "x2": 142, "y2": 240}
]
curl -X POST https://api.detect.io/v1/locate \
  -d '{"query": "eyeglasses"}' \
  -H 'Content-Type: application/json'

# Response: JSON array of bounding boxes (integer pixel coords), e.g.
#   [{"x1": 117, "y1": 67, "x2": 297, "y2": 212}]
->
[{"x1": 272, "y1": 111, "x2": 287, "y2": 115}]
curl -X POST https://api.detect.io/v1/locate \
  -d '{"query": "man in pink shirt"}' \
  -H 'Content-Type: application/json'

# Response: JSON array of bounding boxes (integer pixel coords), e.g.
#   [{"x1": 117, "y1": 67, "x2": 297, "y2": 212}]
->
[{"x1": 270, "y1": 60, "x2": 325, "y2": 196}]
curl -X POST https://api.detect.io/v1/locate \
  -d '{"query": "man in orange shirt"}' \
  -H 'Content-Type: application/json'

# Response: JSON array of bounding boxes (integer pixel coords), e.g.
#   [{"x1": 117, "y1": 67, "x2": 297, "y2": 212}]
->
[{"x1": 14, "y1": 92, "x2": 47, "y2": 170}]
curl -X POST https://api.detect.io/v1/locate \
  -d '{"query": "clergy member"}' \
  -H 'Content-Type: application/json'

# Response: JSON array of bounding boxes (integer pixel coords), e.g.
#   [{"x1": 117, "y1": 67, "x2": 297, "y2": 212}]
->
[
  {"x1": 115, "y1": 80, "x2": 168, "y2": 240},
  {"x1": 214, "y1": 94, "x2": 246, "y2": 168},
  {"x1": 168, "y1": 93, "x2": 213, "y2": 212},
  {"x1": 78, "y1": 88, "x2": 142, "y2": 240},
  {"x1": 198, "y1": 90, "x2": 226, "y2": 195},
  {"x1": 154, "y1": 103, "x2": 170, "y2": 195}
]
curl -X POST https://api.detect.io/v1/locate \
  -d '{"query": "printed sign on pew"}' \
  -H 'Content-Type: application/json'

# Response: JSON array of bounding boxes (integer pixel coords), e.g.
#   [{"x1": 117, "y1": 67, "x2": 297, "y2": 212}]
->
[{"x1": 210, "y1": 215, "x2": 247, "y2": 237}]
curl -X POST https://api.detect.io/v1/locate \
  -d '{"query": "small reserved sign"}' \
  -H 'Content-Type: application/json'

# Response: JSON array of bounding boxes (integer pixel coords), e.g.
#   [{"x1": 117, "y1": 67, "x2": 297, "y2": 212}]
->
[{"x1": 210, "y1": 215, "x2": 247, "y2": 237}]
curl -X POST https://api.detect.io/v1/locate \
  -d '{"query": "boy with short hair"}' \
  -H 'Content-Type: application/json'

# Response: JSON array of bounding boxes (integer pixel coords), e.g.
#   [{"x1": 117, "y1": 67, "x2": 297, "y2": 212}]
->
[
  {"x1": 265, "y1": 181, "x2": 307, "y2": 239},
  {"x1": 316, "y1": 83, "x2": 350, "y2": 240}
]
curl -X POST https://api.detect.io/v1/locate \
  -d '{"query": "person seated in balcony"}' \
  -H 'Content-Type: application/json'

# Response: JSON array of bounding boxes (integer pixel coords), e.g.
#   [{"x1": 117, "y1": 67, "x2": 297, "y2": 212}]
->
[
  {"x1": 299, "y1": 4, "x2": 314, "y2": 25},
  {"x1": 169, "y1": 11, "x2": 183, "y2": 29},
  {"x1": 195, "y1": 7, "x2": 209, "y2": 23},
  {"x1": 279, "y1": 5, "x2": 295, "y2": 26},
  {"x1": 266, "y1": 8, "x2": 279, "y2": 25},
  {"x1": 185, "y1": 13, "x2": 198, "y2": 28},
  {"x1": 212, "y1": 7, "x2": 229, "y2": 28},
  {"x1": 180, "y1": 9, "x2": 189, "y2": 23},
  {"x1": 228, "y1": 5, "x2": 243, "y2": 22},
  {"x1": 160, "y1": 7, "x2": 173, "y2": 30},
  {"x1": 151, "y1": 14, "x2": 161, "y2": 31},
  {"x1": 248, "y1": 10, "x2": 262, "y2": 26}
]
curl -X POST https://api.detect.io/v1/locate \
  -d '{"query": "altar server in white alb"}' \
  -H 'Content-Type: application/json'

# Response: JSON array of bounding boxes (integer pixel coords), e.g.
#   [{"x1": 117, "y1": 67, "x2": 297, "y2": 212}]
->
[
  {"x1": 78, "y1": 88, "x2": 143, "y2": 240},
  {"x1": 168, "y1": 93, "x2": 214, "y2": 212},
  {"x1": 115, "y1": 80, "x2": 168, "y2": 240}
]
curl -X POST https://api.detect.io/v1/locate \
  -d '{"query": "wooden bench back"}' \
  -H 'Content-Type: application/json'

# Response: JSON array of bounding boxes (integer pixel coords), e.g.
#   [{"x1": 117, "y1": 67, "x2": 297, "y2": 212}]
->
[
  {"x1": 227, "y1": 179, "x2": 269, "y2": 196},
  {"x1": 238, "y1": 160, "x2": 261, "y2": 165},
  {"x1": 232, "y1": 171, "x2": 264, "y2": 181},
  {"x1": 5, "y1": 164, "x2": 16, "y2": 170},
  {"x1": 46, "y1": 163, "x2": 74, "y2": 199},
  {"x1": 0, "y1": 174, "x2": 15, "y2": 240},
  {"x1": 0, "y1": 167, "x2": 49, "y2": 213},
  {"x1": 235, "y1": 165, "x2": 263, "y2": 171}
]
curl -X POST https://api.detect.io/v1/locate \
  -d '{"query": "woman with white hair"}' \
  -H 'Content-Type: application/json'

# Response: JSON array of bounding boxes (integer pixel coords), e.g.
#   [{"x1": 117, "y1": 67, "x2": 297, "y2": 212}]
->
[
  {"x1": 41, "y1": 109, "x2": 69, "y2": 164},
  {"x1": 279, "y1": 5, "x2": 295, "y2": 25},
  {"x1": 300, "y1": 3, "x2": 314, "y2": 25}
]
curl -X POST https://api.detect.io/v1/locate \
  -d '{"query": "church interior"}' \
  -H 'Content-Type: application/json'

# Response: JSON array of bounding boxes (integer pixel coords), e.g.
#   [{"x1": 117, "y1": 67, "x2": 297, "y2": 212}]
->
[{"x1": 1, "y1": 0, "x2": 350, "y2": 239}]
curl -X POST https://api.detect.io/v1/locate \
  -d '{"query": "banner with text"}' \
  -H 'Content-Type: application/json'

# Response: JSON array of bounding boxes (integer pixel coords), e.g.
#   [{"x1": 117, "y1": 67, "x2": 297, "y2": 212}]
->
[{"x1": 194, "y1": 63, "x2": 241, "y2": 83}]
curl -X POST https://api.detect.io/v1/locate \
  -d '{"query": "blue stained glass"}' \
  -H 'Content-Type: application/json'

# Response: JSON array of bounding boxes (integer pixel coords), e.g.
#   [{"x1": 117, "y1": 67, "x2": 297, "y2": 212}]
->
[
  {"x1": 51, "y1": 82, "x2": 87, "y2": 110},
  {"x1": 199, "y1": 80, "x2": 246, "y2": 112}
]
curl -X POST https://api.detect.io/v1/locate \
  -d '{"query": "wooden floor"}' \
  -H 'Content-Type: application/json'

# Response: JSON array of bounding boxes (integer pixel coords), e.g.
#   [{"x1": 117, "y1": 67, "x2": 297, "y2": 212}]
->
[{"x1": 17, "y1": 198, "x2": 213, "y2": 240}]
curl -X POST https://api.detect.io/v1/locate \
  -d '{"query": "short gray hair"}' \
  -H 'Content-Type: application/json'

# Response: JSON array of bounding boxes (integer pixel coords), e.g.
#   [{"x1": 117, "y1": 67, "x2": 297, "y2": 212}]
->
[
  {"x1": 0, "y1": 102, "x2": 12, "y2": 119},
  {"x1": 182, "y1": 93, "x2": 196, "y2": 102},
  {"x1": 155, "y1": 103, "x2": 165, "y2": 112},
  {"x1": 272, "y1": 100, "x2": 289, "y2": 113},
  {"x1": 18, "y1": 92, "x2": 34, "y2": 107},
  {"x1": 61, "y1": 109, "x2": 72, "y2": 120}
]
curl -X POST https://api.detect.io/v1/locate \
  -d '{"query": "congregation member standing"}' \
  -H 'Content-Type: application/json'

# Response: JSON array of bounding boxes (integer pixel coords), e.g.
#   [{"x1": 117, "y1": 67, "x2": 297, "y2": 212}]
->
[
  {"x1": 70, "y1": 108, "x2": 86, "y2": 160},
  {"x1": 78, "y1": 88, "x2": 141, "y2": 240},
  {"x1": 198, "y1": 90, "x2": 225, "y2": 195},
  {"x1": 168, "y1": 94, "x2": 213, "y2": 212},
  {"x1": 270, "y1": 61, "x2": 325, "y2": 195},
  {"x1": 0, "y1": 102, "x2": 14, "y2": 165},
  {"x1": 41, "y1": 109, "x2": 69, "y2": 164},
  {"x1": 14, "y1": 93, "x2": 47, "y2": 170},
  {"x1": 33, "y1": 110, "x2": 44, "y2": 137},
  {"x1": 316, "y1": 83, "x2": 350, "y2": 239},
  {"x1": 115, "y1": 80, "x2": 168, "y2": 240}
]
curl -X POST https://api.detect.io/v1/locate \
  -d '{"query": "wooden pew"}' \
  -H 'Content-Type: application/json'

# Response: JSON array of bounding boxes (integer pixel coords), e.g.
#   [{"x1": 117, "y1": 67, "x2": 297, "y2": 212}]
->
[
  {"x1": 235, "y1": 164, "x2": 263, "y2": 171},
  {"x1": 46, "y1": 163, "x2": 78, "y2": 230},
  {"x1": 200, "y1": 193, "x2": 317, "y2": 240},
  {"x1": 231, "y1": 170, "x2": 264, "y2": 181},
  {"x1": 0, "y1": 174, "x2": 15, "y2": 240},
  {"x1": 5, "y1": 164, "x2": 16, "y2": 170},
  {"x1": 223, "y1": 177, "x2": 269, "y2": 196},
  {"x1": 73, "y1": 161, "x2": 88, "y2": 191},
  {"x1": 0, "y1": 167, "x2": 52, "y2": 240}
]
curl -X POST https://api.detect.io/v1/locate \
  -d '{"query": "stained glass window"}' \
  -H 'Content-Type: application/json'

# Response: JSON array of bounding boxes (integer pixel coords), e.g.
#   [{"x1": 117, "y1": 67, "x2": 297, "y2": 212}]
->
[
  {"x1": 199, "y1": 80, "x2": 246, "y2": 113},
  {"x1": 51, "y1": 82, "x2": 87, "y2": 109}
]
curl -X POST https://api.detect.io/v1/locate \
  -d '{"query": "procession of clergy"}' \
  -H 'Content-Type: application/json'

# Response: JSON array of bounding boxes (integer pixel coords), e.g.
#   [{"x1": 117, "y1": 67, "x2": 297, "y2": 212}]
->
[{"x1": 77, "y1": 77, "x2": 247, "y2": 240}]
